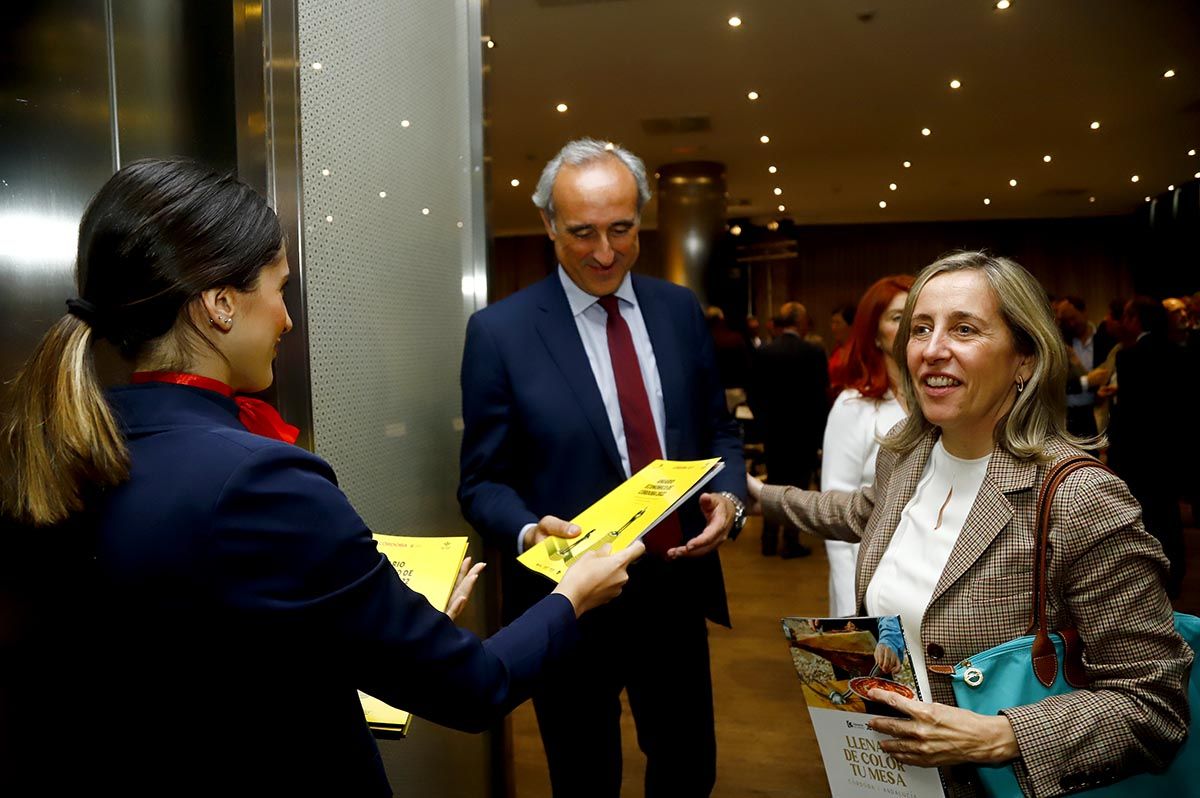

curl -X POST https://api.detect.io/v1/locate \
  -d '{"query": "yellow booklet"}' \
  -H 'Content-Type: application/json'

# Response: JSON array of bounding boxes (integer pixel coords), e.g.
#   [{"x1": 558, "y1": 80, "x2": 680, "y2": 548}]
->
[
  {"x1": 358, "y1": 534, "x2": 470, "y2": 736},
  {"x1": 517, "y1": 458, "x2": 725, "y2": 583}
]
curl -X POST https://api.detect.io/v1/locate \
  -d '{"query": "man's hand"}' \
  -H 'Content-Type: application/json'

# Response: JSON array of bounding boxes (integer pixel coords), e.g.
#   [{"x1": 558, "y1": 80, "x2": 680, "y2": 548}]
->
[
  {"x1": 666, "y1": 492, "x2": 733, "y2": 560},
  {"x1": 1086, "y1": 365, "x2": 1111, "y2": 388},
  {"x1": 445, "y1": 557, "x2": 486, "y2": 621},
  {"x1": 522, "y1": 515, "x2": 581, "y2": 552},
  {"x1": 866, "y1": 690, "x2": 1020, "y2": 767}
]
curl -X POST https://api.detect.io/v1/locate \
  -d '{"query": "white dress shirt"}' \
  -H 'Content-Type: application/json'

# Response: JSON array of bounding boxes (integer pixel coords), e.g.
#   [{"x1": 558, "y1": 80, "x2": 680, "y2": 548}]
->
[
  {"x1": 864, "y1": 438, "x2": 991, "y2": 702},
  {"x1": 516, "y1": 267, "x2": 667, "y2": 550},
  {"x1": 820, "y1": 389, "x2": 907, "y2": 616}
]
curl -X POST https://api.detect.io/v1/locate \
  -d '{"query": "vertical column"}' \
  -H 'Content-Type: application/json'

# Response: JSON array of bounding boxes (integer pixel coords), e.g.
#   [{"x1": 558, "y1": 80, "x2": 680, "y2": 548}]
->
[{"x1": 656, "y1": 161, "x2": 727, "y2": 304}]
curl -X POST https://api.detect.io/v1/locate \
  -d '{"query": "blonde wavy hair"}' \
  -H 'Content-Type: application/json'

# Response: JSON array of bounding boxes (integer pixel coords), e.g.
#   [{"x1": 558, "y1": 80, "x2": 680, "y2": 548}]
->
[{"x1": 886, "y1": 251, "x2": 1100, "y2": 460}]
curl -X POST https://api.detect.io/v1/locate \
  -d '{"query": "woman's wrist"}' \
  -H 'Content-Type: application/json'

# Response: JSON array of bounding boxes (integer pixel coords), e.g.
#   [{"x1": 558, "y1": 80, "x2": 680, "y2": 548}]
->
[{"x1": 981, "y1": 714, "x2": 1020, "y2": 764}]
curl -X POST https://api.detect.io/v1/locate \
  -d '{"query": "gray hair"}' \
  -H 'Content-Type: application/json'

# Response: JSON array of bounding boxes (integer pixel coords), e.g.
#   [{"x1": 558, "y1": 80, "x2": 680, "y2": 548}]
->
[
  {"x1": 886, "y1": 250, "x2": 1101, "y2": 460},
  {"x1": 532, "y1": 138, "x2": 652, "y2": 230}
]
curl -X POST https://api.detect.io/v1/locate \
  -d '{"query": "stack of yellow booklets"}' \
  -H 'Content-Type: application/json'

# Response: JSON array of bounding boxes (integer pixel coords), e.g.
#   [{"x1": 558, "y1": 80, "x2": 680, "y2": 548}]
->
[
  {"x1": 358, "y1": 534, "x2": 469, "y2": 736},
  {"x1": 517, "y1": 458, "x2": 725, "y2": 583}
]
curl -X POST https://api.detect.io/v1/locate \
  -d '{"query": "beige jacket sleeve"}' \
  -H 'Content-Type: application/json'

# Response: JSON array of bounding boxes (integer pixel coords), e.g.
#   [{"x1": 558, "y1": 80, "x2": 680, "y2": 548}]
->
[
  {"x1": 1000, "y1": 466, "x2": 1192, "y2": 797},
  {"x1": 759, "y1": 481, "x2": 876, "y2": 544}
]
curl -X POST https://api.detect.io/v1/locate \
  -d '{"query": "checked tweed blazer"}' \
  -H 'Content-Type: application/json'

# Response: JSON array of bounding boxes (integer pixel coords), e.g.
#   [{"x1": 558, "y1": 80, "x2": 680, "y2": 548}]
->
[{"x1": 762, "y1": 425, "x2": 1191, "y2": 798}]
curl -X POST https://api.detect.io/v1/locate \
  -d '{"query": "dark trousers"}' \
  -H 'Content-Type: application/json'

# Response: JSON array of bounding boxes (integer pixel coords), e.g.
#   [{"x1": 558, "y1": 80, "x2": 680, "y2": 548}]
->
[
  {"x1": 1129, "y1": 479, "x2": 1186, "y2": 598},
  {"x1": 1066, "y1": 404, "x2": 1098, "y2": 439},
  {"x1": 531, "y1": 558, "x2": 716, "y2": 798},
  {"x1": 762, "y1": 448, "x2": 813, "y2": 553}
]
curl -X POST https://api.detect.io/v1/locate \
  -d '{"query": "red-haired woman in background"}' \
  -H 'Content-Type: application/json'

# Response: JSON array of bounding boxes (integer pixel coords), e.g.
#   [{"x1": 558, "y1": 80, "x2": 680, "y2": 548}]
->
[{"x1": 821, "y1": 275, "x2": 914, "y2": 615}]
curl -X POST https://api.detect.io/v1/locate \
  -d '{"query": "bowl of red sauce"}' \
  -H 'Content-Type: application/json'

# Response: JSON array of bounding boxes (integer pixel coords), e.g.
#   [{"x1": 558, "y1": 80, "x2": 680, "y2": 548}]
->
[{"x1": 849, "y1": 676, "x2": 915, "y2": 716}]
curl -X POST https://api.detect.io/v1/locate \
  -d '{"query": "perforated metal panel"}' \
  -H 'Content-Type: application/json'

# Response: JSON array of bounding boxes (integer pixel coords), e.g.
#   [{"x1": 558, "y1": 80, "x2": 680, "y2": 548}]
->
[
  {"x1": 296, "y1": 1, "x2": 490, "y2": 793},
  {"x1": 298, "y1": 0, "x2": 484, "y2": 532}
]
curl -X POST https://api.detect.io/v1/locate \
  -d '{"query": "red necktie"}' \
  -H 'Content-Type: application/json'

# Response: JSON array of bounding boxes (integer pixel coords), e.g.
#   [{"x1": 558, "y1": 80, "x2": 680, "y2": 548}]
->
[
  {"x1": 131, "y1": 371, "x2": 300, "y2": 444},
  {"x1": 597, "y1": 295, "x2": 682, "y2": 556}
]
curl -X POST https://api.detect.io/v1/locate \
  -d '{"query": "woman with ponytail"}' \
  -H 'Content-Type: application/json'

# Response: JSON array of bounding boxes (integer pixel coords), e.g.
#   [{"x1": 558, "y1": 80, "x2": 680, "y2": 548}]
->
[{"x1": 0, "y1": 159, "x2": 640, "y2": 796}]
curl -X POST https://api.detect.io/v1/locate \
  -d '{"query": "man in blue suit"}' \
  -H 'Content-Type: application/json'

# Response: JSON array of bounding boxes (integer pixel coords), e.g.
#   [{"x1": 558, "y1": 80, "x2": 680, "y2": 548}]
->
[{"x1": 458, "y1": 138, "x2": 746, "y2": 797}]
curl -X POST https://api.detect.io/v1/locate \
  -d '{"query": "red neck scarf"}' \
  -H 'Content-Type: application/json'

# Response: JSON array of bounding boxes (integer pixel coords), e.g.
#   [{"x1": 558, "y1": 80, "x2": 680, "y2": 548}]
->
[{"x1": 131, "y1": 371, "x2": 300, "y2": 444}]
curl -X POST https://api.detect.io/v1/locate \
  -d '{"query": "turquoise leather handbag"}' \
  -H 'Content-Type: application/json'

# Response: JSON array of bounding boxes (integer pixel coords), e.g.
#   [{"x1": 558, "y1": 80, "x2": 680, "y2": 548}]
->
[{"x1": 947, "y1": 457, "x2": 1198, "y2": 797}]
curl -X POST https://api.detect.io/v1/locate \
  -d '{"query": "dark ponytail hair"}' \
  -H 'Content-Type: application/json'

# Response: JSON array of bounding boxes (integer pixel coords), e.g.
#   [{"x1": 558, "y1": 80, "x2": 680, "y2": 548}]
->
[{"x1": 2, "y1": 158, "x2": 283, "y2": 526}]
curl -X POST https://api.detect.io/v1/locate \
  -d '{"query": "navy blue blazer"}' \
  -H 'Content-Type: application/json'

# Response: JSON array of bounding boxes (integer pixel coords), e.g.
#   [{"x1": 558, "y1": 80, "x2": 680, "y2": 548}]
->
[
  {"x1": 458, "y1": 273, "x2": 745, "y2": 626},
  {"x1": 67, "y1": 382, "x2": 578, "y2": 796}
]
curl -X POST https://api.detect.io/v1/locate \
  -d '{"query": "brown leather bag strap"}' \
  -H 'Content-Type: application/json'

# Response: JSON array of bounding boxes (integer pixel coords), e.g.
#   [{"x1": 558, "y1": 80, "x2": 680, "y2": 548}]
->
[{"x1": 1027, "y1": 455, "x2": 1111, "y2": 688}]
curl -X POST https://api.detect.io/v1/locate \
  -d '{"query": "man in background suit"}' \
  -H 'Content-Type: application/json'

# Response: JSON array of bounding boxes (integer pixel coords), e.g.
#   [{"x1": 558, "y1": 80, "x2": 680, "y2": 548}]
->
[
  {"x1": 748, "y1": 302, "x2": 829, "y2": 557},
  {"x1": 1055, "y1": 296, "x2": 1112, "y2": 438},
  {"x1": 458, "y1": 138, "x2": 746, "y2": 797}
]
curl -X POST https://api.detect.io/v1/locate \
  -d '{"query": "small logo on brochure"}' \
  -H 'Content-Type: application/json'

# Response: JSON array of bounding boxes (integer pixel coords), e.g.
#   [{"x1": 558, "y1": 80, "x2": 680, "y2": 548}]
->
[{"x1": 845, "y1": 719, "x2": 871, "y2": 730}]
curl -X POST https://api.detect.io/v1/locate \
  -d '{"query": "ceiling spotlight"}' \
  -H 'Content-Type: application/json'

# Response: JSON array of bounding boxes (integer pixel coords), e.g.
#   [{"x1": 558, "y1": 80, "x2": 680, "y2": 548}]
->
[
  {"x1": 921, "y1": 127, "x2": 931, "y2": 136},
  {"x1": 311, "y1": 62, "x2": 322, "y2": 71},
  {"x1": 984, "y1": 198, "x2": 991, "y2": 205},
  {"x1": 325, "y1": 215, "x2": 333, "y2": 223},
  {"x1": 1163, "y1": 69, "x2": 1176, "y2": 79},
  {"x1": 1089, "y1": 196, "x2": 1096, "y2": 203},
  {"x1": 728, "y1": 16, "x2": 742, "y2": 27},
  {"x1": 730, "y1": 224, "x2": 742, "y2": 236},
  {"x1": 903, "y1": 161, "x2": 912, "y2": 168},
  {"x1": 1089, "y1": 121, "x2": 1100, "y2": 130},
  {"x1": 1168, "y1": 184, "x2": 1176, "y2": 191},
  {"x1": 760, "y1": 135, "x2": 770, "y2": 144},
  {"x1": 1145, "y1": 196, "x2": 1151, "y2": 202},
  {"x1": 747, "y1": 91, "x2": 759, "y2": 100},
  {"x1": 1130, "y1": 175, "x2": 1139, "y2": 183},
  {"x1": 949, "y1": 79, "x2": 962, "y2": 90},
  {"x1": 1195, "y1": 172, "x2": 1200, "y2": 179},
  {"x1": 378, "y1": 191, "x2": 387, "y2": 198},
  {"x1": 1189, "y1": 149, "x2": 1196, "y2": 157},
  {"x1": 555, "y1": 103, "x2": 568, "y2": 113},
  {"x1": 321, "y1": 168, "x2": 330, "y2": 177},
  {"x1": 995, "y1": 0, "x2": 1010, "y2": 8},
  {"x1": 1009, "y1": 179, "x2": 1018, "y2": 187},
  {"x1": 889, "y1": 183, "x2": 897, "y2": 191},
  {"x1": 878, "y1": 200, "x2": 887, "y2": 209},
  {"x1": 766, "y1": 221, "x2": 780, "y2": 231},
  {"x1": 768, "y1": 165, "x2": 777, "y2": 174},
  {"x1": 510, "y1": 179, "x2": 520, "y2": 187},
  {"x1": 1043, "y1": 154, "x2": 1052, "y2": 163},
  {"x1": 421, "y1": 207, "x2": 430, "y2": 215},
  {"x1": 486, "y1": 40, "x2": 495, "y2": 49},
  {"x1": 773, "y1": 187, "x2": 783, "y2": 195},
  {"x1": 401, "y1": 120, "x2": 411, "y2": 128},
  {"x1": 778, "y1": 204, "x2": 786, "y2": 212}
]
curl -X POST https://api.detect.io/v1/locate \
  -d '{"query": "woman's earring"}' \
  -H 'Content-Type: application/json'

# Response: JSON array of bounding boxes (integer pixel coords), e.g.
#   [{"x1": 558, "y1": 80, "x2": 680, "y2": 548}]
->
[{"x1": 1015, "y1": 375, "x2": 1025, "y2": 393}]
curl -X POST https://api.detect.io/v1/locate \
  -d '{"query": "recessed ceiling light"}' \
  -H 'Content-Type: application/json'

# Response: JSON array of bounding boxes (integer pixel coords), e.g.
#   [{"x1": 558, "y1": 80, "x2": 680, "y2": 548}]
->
[
  {"x1": 311, "y1": 62, "x2": 322, "y2": 71},
  {"x1": 773, "y1": 187, "x2": 783, "y2": 195},
  {"x1": 1168, "y1": 184, "x2": 1175, "y2": 191},
  {"x1": 1163, "y1": 69, "x2": 1176, "y2": 78},
  {"x1": 1145, "y1": 196, "x2": 1151, "y2": 202},
  {"x1": 555, "y1": 103, "x2": 568, "y2": 113},
  {"x1": 321, "y1": 168, "x2": 330, "y2": 177},
  {"x1": 1089, "y1": 196, "x2": 1096, "y2": 203},
  {"x1": 996, "y1": 0, "x2": 1010, "y2": 8},
  {"x1": 1009, "y1": 179, "x2": 1018, "y2": 187},
  {"x1": 378, "y1": 191, "x2": 387, "y2": 198},
  {"x1": 325, "y1": 215, "x2": 333, "y2": 223},
  {"x1": 401, "y1": 120, "x2": 411, "y2": 128},
  {"x1": 760, "y1": 135, "x2": 770, "y2": 144},
  {"x1": 1189, "y1": 149, "x2": 1196, "y2": 157},
  {"x1": 1043, "y1": 154, "x2": 1052, "y2": 163},
  {"x1": 778, "y1": 204, "x2": 786, "y2": 212},
  {"x1": 1130, "y1": 175, "x2": 1139, "y2": 183},
  {"x1": 728, "y1": 16, "x2": 742, "y2": 27},
  {"x1": 510, "y1": 179, "x2": 520, "y2": 187},
  {"x1": 949, "y1": 79, "x2": 962, "y2": 90},
  {"x1": 768, "y1": 165, "x2": 777, "y2": 174},
  {"x1": 903, "y1": 161, "x2": 912, "y2": 168},
  {"x1": 983, "y1": 198, "x2": 991, "y2": 205},
  {"x1": 878, "y1": 201, "x2": 887, "y2": 209},
  {"x1": 1195, "y1": 172, "x2": 1200, "y2": 179},
  {"x1": 921, "y1": 127, "x2": 931, "y2": 136},
  {"x1": 730, "y1": 224, "x2": 742, "y2": 236},
  {"x1": 766, "y1": 221, "x2": 780, "y2": 231},
  {"x1": 421, "y1": 208, "x2": 430, "y2": 215},
  {"x1": 747, "y1": 91, "x2": 759, "y2": 101},
  {"x1": 1090, "y1": 121, "x2": 1101, "y2": 130},
  {"x1": 889, "y1": 183, "x2": 898, "y2": 191},
  {"x1": 487, "y1": 40, "x2": 495, "y2": 49}
]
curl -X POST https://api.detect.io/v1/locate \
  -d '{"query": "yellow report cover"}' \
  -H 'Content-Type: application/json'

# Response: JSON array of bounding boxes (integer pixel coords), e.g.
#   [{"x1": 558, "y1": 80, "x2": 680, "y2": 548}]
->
[
  {"x1": 517, "y1": 458, "x2": 725, "y2": 583},
  {"x1": 358, "y1": 534, "x2": 469, "y2": 736}
]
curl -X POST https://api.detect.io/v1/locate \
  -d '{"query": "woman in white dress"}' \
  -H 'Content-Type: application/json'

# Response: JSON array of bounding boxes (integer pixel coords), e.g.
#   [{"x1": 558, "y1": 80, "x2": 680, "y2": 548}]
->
[{"x1": 821, "y1": 274, "x2": 913, "y2": 616}]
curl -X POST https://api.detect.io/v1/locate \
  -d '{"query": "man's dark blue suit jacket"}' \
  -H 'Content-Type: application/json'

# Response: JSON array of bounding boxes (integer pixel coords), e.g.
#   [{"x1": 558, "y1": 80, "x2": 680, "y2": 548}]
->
[
  {"x1": 30, "y1": 382, "x2": 578, "y2": 796},
  {"x1": 458, "y1": 272, "x2": 745, "y2": 626}
]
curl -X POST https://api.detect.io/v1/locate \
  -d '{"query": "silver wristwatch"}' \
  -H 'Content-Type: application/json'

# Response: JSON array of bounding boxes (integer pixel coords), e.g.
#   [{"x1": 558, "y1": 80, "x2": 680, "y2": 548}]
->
[{"x1": 718, "y1": 491, "x2": 747, "y2": 540}]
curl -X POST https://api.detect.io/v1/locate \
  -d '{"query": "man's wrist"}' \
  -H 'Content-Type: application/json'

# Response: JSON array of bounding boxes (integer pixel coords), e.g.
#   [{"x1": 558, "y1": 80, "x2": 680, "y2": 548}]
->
[{"x1": 718, "y1": 491, "x2": 746, "y2": 539}]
